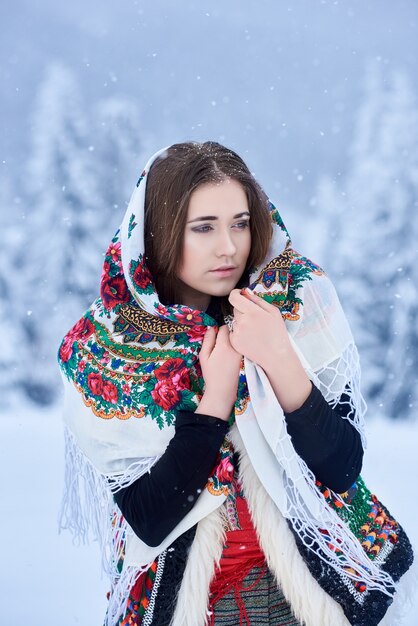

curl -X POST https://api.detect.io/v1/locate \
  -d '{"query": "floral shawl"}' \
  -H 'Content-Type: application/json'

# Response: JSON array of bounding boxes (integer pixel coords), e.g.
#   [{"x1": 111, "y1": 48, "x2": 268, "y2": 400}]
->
[{"x1": 58, "y1": 146, "x2": 404, "y2": 624}]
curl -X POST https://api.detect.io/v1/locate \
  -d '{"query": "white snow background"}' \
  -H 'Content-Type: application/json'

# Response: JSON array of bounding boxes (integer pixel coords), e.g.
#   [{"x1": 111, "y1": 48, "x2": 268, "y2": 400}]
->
[
  {"x1": 0, "y1": 405, "x2": 417, "y2": 626},
  {"x1": 1, "y1": 2, "x2": 418, "y2": 624}
]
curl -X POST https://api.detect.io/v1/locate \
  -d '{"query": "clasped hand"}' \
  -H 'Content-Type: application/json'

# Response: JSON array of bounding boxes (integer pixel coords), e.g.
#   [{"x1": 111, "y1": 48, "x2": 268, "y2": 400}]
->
[
  {"x1": 198, "y1": 288, "x2": 295, "y2": 419},
  {"x1": 227, "y1": 287, "x2": 290, "y2": 371},
  {"x1": 199, "y1": 288, "x2": 290, "y2": 386},
  {"x1": 198, "y1": 289, "x2": 309, "y2": 418}
]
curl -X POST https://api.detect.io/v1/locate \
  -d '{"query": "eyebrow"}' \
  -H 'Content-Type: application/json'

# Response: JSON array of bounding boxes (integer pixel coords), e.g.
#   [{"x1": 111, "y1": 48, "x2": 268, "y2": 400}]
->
[{"x1": 187, "y1": 211, "x2": 250, "y2": 223}]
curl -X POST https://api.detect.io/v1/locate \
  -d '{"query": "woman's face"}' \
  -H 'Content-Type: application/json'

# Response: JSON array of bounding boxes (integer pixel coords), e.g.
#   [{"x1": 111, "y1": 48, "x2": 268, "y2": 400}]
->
[{"x1": 177, "y1": 178, "x2": 251, "y2": 310}]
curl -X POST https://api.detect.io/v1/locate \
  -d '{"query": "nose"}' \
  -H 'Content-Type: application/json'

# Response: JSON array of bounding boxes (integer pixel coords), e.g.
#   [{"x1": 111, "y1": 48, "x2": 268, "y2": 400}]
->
[{"x1": 215, "y1": 228, "x2": 237, "y2": 257}]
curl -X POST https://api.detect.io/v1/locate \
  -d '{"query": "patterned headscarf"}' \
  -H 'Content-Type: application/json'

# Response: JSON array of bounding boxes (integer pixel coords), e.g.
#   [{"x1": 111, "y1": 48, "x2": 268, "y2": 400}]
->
[
  {"x1": 58, "y1": 144, "x2": 397, "y2": 623},
  {"x1": 58, "y1": 144, "x2": 297, "y2": 484}
]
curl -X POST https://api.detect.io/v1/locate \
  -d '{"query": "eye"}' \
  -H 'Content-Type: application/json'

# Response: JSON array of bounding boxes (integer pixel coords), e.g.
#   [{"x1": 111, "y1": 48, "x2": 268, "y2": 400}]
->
[
  {"x1": 233, "y1": 220, "x2": 250, "y2": 229},
  {"x1": 191, "y1": 224, "x2": 214, "y2": 233}
]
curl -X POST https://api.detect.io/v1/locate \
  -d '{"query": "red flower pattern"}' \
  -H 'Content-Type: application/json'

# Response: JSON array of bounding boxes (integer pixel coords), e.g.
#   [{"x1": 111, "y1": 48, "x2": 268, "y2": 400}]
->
[
  {"x1": 172, "y1": 367, "x2": 190, "y2": 391},
  {"x1": 151, "y1": 380, "x2": 180, "y2": 411},
  {"x1": 101, "y1": 261, "x2": 111, "y2": 280},
  {"x1": 59, "y1": 339, "x2": 74, "y2": 363},
  {"x1": 133, "y1": 261, "x2": 153, "y2": 289},
  {"x1": 173, "y1": 309, "x2": 203, "y2": 325},
  {"x1": 108, "y1": 242, "x2": 122, "y2": 264},
  {"x1": 102, "y1": 380, "x2": 118, "y2": 404},
  {"x1": 185, "y1": 325, "x2": 206, "y2": 342},
  {"x1": 216, "y1": 457, "x2": 235, "y2": 484},
  {"x1": 101, "y1": 274, "x2": 130, "y2": 310},
  {"x1": 87, "y1": 372, "x2": 118, "y2": 404},
  {"x1": 156, "y1": 303, "x2": 169, "y2": 317},
  {"x1": 87, "y1": 373, "x2": 104, "y2": 396},
  {"x1": 154, "y1": 358, "x2": 187, "y2": 384},
  {"x1": 59, "y1": 317, "x2": 95, "y2": 363}
]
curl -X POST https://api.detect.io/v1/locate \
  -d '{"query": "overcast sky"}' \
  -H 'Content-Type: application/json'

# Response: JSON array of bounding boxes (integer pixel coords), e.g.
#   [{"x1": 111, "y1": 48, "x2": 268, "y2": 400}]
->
[{"x1": 1, "y1": 0, "x2": 417, "y2": 212}]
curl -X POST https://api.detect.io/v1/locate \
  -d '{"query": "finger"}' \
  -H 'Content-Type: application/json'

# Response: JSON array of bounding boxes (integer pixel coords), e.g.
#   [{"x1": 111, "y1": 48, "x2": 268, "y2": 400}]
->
[
  {"x1": 227, "y1": 289, "x2": 241, "y2": 311},
  {"x1": 215, "y1": 325, "x2": 230, "y2": 343},
  {"x1": 218, "y1": 325, "x2": 238, "y2": 349},
  {"x1": 199, "y1": 326, "x2": 216, "y2": 361},
  {"x1": 232, "y1": 307, "x2": 244, "y2": 319},
  {"x1": 239, "y1": 287, "x2": 280, "y2": 314},
  {"x1": 227, "y1": 327, "x2": 238, "y2": 350},
  {"x1": 228, "y1": 289, "x2": 257, "y2": 314},
  {"x1": 221, "y1": 326, "x2": 242, "y2": 356}
]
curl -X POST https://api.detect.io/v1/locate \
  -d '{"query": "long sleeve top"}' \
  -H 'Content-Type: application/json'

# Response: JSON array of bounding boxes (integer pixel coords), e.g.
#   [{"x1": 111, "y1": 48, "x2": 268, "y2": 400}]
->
[{"x1": 114, "y1": 382, "x2": 363, "y2": 547}]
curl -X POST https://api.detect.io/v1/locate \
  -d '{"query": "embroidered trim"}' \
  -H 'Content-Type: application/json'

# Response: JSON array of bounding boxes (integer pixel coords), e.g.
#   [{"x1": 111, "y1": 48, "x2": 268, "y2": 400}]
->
[
  {"x1": 119, "y1": 303, "x2": 191, "y2": 335},
  {"x1": 142, "y1": 550, "x2": 167, "y2": 626},
  {"x1": 95, "y1": 319, "x2": 195, "y2": 360},
  {"x1": 224, "y1": 478, "x2": 244, "y2": 531},
  {"x1": 339, "y1": 540, "x2": 396, "y2": 605},
  {"x1": 250, "y1": 246, "x2": 324, "y2": 321},
  {"x1": 253, "y1": 246, "x2": 294, "y2": 290},
  {"x1": 77, "y1": 380, "x2": 146, "y2": 420},
  {"x1": 206, "y1": 436, "x2": 236, "y2": 496}
]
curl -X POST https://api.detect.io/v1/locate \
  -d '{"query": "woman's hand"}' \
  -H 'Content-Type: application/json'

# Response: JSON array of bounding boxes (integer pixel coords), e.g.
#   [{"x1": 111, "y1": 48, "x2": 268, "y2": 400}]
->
[
  {"x1": 196, "y1": 325, "x2": 242, "y2": 421},
  {"x1": 228, "y1": 288, "x2": 312, "y2": 412},
  {"x1": 228, "y1": 288, "x2": 290, "y2": 371}
]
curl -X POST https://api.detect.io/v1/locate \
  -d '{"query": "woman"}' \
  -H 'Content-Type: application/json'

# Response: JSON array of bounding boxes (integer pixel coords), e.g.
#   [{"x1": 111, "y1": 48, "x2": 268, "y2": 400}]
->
[{"x1": 58, "y1": 142, "x2": 413, "y2": 626}]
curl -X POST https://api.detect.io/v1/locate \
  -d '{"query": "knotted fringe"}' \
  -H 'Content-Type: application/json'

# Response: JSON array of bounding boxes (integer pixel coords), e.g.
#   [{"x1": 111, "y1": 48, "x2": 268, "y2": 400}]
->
[
  {"x1": 59, "y1": 426, "x2": 108, "y2": 547},
  {"x1": 251, "y1": 341, "x2": 397, "y2": 598},
  {"x1": 59, "y1": 426, "x2": 157, "y2": 624},
  {"x1": 283, "y1": 439, "x2": 397, "y2": 597},
  {"x1": 105, "y1": 563, "x2": 150, "y2": 626},
  {"x1": 279, "y1": 448, "x2": 396, "y2": 597},
  {"x1": 309, "y1": 347, "x2": 399, "y2": 596},
  {"x1": 313, "y1": 343, "x2": 368, "y2": 451}
]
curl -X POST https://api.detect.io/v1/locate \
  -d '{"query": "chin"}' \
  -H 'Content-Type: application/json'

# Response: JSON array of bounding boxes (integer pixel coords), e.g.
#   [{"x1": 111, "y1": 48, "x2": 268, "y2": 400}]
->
[{"x1": 208, "y1": 283, "x2": 239, "y2": 297}]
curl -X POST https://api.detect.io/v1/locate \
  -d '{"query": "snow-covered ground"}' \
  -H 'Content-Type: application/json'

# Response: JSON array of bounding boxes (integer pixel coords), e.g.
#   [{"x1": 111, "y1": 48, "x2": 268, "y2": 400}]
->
[{"x1": 1, "y1": 406, "x2": 417, "y2": 626}]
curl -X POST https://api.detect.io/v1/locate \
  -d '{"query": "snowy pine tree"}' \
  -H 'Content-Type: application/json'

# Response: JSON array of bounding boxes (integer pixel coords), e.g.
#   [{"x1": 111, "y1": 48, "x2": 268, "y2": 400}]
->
[
  {"x1": 94, "y1": 97, "x2": 142, "y2": 214},
  {"x1": 0, "y1": 183, "x2": 24, "y2": 408},
  {"x1": 13, "y1": 62, "x2": 143, "y2": 405},
  {"x1": 318, "y1": 61, "x2": 418, "y2": 419},
  {"x1": 16, "y1": 62, "x2": 103, "y2": 403}
]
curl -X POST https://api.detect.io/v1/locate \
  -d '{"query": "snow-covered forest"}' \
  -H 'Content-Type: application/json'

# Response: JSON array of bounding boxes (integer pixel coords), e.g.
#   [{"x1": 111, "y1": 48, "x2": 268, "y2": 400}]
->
[
  {"x1": 316, "y1": 61, "x2": 418, "y2": 420},
  {"x1": 1, "y1": 2, "x2": 417, "y2": 623},
  {"x1": 1, "y1": 29, "x2": 417, "y2": 420},
  {"x1": 1, "y1": 61, "x2": 142, "y2": 406}
]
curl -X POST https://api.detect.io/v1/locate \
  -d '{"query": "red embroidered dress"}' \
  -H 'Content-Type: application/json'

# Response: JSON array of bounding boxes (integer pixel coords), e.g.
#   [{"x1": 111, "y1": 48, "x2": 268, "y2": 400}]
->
[
  {"x1": 119, "y1": 475, "x2": 300, "y2": 626},
  {"x1": 207, "y1": 479, "x2": 300, "y2": 626}
]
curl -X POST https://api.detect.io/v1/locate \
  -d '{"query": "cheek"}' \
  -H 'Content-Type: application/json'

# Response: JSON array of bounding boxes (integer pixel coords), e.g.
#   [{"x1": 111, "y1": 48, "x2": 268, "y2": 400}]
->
[
  {"x1": 178, "y1": 235, "x2": 202, "y2": 279},
  {"x1": 243, "y1": 231, "x2": 252, "y2": 259}
]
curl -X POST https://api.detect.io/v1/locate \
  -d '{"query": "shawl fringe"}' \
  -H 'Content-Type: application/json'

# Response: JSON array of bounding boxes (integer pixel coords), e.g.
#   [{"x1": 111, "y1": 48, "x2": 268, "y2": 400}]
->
[
  {"x1": 59, "y1": 425, "x2": 155, "y2": 623},
  {"x1": 241, "y1": 352, "x2": 396, "y2": 598}
]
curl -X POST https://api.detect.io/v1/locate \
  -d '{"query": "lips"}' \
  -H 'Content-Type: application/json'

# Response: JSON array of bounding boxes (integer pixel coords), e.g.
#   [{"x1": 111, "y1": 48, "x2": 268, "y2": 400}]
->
[{"x1": 210, "y1": 266, "x2": 238, "y2": 278}]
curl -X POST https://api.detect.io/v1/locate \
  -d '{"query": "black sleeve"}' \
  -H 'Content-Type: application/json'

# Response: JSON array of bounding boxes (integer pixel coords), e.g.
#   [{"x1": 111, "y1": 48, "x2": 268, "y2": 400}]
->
[
  {"x1": 284, "y1": 383, "x2": 363, "y2": 493},
  {"x1": 113, "y1": 411, "x2": 229, "y2": 547}
]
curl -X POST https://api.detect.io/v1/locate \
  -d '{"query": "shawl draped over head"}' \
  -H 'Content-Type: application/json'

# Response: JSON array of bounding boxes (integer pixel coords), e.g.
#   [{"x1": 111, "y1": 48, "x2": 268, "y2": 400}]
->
[{"x1": 58, "y1": 145, "x2": 404, "y2": 624}]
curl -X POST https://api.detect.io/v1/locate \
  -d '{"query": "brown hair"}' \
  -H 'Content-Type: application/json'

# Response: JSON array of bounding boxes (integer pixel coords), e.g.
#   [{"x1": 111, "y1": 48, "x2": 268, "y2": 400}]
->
[{"x1": 144, "y1": 141, "x2": 272, "y2": 310}]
